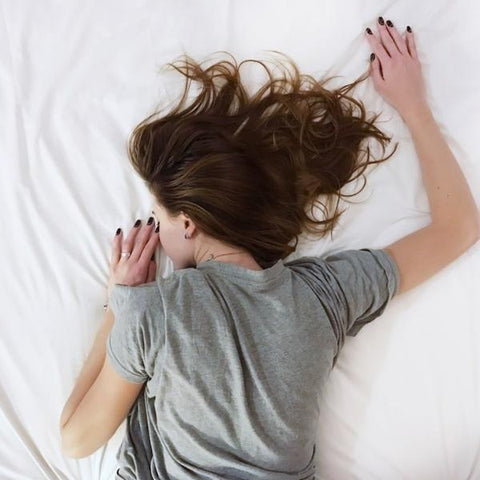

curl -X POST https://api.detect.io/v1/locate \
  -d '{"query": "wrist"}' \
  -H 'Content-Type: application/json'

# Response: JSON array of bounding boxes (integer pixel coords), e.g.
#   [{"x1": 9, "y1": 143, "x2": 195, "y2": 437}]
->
[{"x1": 399, "y1": 102, "x2": 433, "y2": 128}]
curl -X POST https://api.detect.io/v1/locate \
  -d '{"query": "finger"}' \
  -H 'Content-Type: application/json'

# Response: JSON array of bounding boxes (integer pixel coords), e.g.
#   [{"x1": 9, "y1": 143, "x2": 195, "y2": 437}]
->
[
  {"x1": 365, "y1": 27, "x2": 390, "y2": 66},
  {"x1": 111, "y1": 228, "x2": 123, "y2": 265},
  {"x1": 377, "y1": 17, "x2": 399, "y2": 58},
  {"x1": 384, "y1": 19, "x2": 407, "y2": 55},
  {"x1": 130, "y1": 217, "x2": 156, "y2": 262},
  {"x1": 138, "y1": 228, "x2": 160, "y2": 267},
  {"x1": 146, "y1": 261, "x2": 156, "y2": 283},
  {"x1": 121, "y1": 219, "x2": 142, "y2": 261},
  {"x1": 402, "y1": 30, "x2": 408, "y2": 53},
  {"x1": 370, "y1": 53, "x2": 384, "y2": 83},
  {"x1": 406, "y1": 27, "x2": 418, "y2": 59}
]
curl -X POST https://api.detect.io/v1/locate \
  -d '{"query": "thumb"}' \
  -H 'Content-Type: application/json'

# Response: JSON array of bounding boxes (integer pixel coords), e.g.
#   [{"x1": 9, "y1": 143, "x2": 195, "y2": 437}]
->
[{"x1": 369, "y1": 53, "x2": 384, "y2": 87}]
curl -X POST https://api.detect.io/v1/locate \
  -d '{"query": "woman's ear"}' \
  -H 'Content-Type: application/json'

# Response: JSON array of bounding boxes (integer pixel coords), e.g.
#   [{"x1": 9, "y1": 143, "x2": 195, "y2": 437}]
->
[{"x1": 181, "y1": 211, "x2": 197, "y2": 236}]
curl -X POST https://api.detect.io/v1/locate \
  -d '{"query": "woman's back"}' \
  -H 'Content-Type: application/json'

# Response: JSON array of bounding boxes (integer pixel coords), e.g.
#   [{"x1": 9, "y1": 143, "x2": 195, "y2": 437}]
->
[{"x1": 107, "y1": 247, "x2": 399, "y2": 479}]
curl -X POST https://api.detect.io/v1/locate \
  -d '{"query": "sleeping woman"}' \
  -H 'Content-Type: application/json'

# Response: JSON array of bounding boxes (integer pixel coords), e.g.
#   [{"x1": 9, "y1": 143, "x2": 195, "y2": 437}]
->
[{"x1": 60, "y1": 16, "x2": 479, "y2": 479}]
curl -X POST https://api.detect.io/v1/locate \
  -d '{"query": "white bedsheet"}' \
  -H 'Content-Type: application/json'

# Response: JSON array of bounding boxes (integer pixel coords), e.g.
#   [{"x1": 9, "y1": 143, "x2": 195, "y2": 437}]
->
[{"x1": 1, "y1": 1, "x2": 479, "y2": 479}]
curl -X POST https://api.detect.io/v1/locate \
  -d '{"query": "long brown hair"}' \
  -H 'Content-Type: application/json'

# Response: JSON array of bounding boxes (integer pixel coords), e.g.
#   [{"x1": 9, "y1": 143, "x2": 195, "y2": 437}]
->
[{"x1": 127, "y1": 51, "x2": 398, "y2": 268}]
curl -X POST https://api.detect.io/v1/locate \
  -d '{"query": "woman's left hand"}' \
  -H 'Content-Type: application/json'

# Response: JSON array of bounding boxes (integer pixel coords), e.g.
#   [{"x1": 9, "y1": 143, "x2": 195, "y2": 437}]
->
[{"x1": 107, "y1": 218, "x2": 160, "y2": 299}]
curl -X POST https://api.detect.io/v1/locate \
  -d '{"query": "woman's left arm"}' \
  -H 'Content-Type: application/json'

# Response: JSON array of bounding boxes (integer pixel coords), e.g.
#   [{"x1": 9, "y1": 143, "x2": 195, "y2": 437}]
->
[
  {"x1": 59, "y1": 309, "x2": 115, "y2": 429},
  {"x1": 60, "y1": 217, "x2": 159, "y2": 451}
]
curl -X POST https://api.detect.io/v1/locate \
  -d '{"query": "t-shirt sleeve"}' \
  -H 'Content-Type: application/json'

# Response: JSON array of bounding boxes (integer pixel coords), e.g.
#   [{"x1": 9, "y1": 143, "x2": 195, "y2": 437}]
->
[
  {"x1": 106, "y1": 281, "x2": 164, "y2": 384},
  {"x1": 287, "y1": 248, "x2": 400, "y2": 355}
]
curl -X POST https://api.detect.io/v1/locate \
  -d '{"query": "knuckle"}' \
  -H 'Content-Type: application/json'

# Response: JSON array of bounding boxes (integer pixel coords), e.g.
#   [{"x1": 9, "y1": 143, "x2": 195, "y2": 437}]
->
[{"x1": 388, "y1": 49, "x2": 399, "y2": 59}]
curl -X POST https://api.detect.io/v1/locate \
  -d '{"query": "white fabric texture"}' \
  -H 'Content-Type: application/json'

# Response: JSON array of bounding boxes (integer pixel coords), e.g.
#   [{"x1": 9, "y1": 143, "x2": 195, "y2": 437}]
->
[{"x1": 1, "y1": 1, "x2": 479, "y2": 479}]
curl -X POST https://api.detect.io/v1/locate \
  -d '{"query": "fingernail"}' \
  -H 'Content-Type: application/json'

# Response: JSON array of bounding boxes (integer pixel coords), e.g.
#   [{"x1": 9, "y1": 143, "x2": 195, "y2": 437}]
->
[
  {"x1": 134, "y1": 219, "x2": 141, "y2": 227},
  {"x1": 370, "y1": 53, "x2": 376, "y2": 62},
  {"x1": 115, "y1": 228, "x2": 121, "y2": 236},
  {"x1": 366, "y1": 27, "x2": 373, "y2": 35},
  {"x1": 386, "y1": 20, "x2": 393, "y2": 27},
  {"x1": 406, "y1": 25, "x2": 412, "y2": 33},
  {"x1": 147, "y1": 216, "x2": 154, "y2": 225},
  {"x1": 378, "y1": 16, "x2": 384, "y2": 26},
  {"x1": 155, "y1": 225, "x2": 159, "y2": 233}
]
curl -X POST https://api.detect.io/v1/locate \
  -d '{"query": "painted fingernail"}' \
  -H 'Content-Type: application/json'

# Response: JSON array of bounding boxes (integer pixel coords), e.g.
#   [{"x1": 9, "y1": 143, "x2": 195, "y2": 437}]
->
[
  {"x1": 366, "y1": 27, "x2": 373, "y2": 35},
  {"x1": 155, "y1": 225, "x2": 159, "y2": 233},
  {"x1": 115, "y1": 228, "x2": 121, "y2": 236},
  {"x1": 370, "y1": 53, "x2": 376, "y2": 62},
  {"x1": 406, "y1": 25, "x2": 412, "y2": 32},
  {"x1": 386, "y1": 20, "x2": 393, "y2": 27},
  {"x1": 147, "y1": 216, "x2": 154, "y2": 225},
  {"x1": 378, "y1": 16, "x2": 385, "y2": 26},
  {"x1": 134, "y1": 219, "x2": 141, "y2": 227}
]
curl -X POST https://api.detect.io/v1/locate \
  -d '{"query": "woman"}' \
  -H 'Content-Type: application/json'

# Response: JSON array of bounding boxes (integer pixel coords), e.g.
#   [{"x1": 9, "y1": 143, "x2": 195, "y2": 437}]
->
[{"x1": 62, "y1": 16, "x2": 480, "y2": 480}]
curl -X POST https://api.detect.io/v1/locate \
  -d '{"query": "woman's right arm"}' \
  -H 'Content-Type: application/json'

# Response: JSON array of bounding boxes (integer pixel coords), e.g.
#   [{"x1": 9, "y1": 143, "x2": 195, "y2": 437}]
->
[
  {"x1": 386, "y1": 103, "x2": 480, "y2": 295},
  {"x1": 366, "y1": 18, "x2": 480, "y2": 295}
]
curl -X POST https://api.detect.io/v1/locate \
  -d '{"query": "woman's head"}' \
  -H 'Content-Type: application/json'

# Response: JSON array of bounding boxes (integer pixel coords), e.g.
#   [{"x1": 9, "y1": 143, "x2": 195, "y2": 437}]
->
[
  {"x1": 150, "y1": 202, "x2": 194, "y2": 270},
  {"x1": 129, "y1": 51, "x2": 397, "y2": 270}
]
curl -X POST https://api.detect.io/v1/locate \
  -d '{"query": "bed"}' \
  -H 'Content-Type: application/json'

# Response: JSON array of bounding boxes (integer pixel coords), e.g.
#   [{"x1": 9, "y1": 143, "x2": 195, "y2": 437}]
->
[{"x1": 1, "y1": 0, "x2": 479, "y2": 479}]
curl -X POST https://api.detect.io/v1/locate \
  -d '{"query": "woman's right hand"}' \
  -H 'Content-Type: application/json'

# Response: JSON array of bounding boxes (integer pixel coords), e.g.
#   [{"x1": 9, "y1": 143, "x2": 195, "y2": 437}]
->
[{"x1": 365, "y1": 18, "x2": 428, "y2": 121}]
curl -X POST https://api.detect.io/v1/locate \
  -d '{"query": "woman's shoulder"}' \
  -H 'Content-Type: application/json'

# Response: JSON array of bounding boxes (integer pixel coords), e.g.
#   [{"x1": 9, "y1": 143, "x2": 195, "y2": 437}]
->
[
  {"x1": 109, "y1": 266, "x2": 201, "y2": 304},
  {"x1": 153, "y1": 266, "x2": 207, "y2": 297},
  {"x1": 283, "y1": 248, "x2": 400, "y2": 300}
]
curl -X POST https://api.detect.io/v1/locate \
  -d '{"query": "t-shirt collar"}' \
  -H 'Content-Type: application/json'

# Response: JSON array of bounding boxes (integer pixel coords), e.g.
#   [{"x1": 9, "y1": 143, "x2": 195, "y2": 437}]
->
[{"x1": 196, "y1": 258, "x2": 285, "y2": 282}]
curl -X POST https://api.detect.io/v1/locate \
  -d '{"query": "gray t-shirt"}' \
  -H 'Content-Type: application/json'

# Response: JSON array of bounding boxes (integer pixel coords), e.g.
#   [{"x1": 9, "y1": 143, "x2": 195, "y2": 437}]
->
[{"x1": 107, "y1": 248, "x2": 399, "y2": 480}]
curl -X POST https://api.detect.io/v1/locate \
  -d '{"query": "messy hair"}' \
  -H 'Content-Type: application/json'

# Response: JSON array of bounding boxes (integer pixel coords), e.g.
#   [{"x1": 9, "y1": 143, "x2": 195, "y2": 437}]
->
[{"x1": 127, "y1": 51, "x2": 398, "y2": 268}]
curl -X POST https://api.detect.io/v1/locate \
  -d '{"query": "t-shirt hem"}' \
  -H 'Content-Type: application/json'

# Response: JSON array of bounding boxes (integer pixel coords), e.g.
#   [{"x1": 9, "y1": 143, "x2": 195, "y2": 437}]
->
[
  {"x1": 363, "y1": 247, "x2": 401, "y2": 298},
  {"x1": 106, "y1": 335, "x2": 148, "y2": 384}
]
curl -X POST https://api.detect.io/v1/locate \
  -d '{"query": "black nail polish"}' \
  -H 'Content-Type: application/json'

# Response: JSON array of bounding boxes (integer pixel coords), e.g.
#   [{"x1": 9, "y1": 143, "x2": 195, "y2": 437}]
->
[
  {"x1": 378, "y1": 16, "x2": 384, "y2": 26},
  {"x1": 155, "y1": 225, "x2": 159, "y2": 233},
  {"x1": 406, "y1": 25, "x2": 412, "y2": 33},
  {"x1": 147, "y1": 216, "x2": 154, "y2": 225},
  {"x1": 386, "y1": 20, "x2": 393, "y2": 27},
  {"x1": 370, "y1": 53, "x2": 376, "y2": 62},
  {"x1": 366, "y1": 27, "x2": 373, "y2": 35},
  {"x1": 134, "y1": 219, "x2": 141, "y2": 228},
  {"x1": 115, "y1": 228, "x2": 121, "y2": 236}
]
